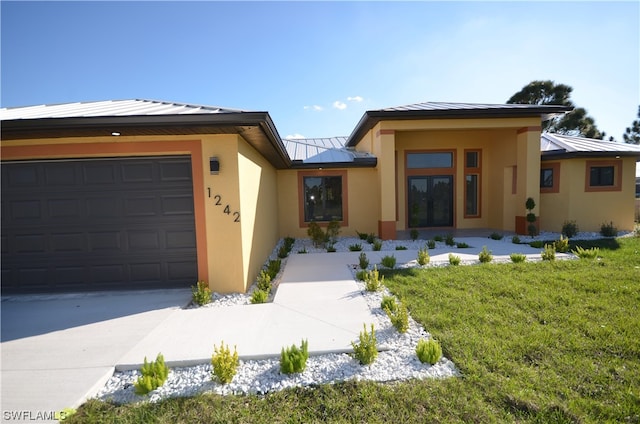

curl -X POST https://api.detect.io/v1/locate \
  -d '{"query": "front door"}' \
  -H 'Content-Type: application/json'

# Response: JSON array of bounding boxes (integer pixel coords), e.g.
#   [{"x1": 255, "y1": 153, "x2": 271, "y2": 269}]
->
[{"x1": 408, "y1": 175, "x2": 453, "y2": 227}]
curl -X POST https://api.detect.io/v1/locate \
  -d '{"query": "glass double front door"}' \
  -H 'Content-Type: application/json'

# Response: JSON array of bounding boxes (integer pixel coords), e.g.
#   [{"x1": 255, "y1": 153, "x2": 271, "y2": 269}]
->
[{"x1": 408, "y1": 175, "x2": 453, "y2": 227}]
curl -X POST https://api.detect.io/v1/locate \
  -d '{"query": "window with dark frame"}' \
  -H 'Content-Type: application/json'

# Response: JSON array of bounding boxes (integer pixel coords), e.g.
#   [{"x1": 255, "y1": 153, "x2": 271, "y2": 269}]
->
[
  {"x1": 464, "y1": 150, "x2": 480, "y2": 218},
  {"x1": 303, "y1": 176, "x2": 343, "y2": 222},
  {"x1": 589, "y1": 166, "x2": 615, "y2": 187},
  {"x1": 540, "y1": 168, "x2": 554, "y2": 188}
]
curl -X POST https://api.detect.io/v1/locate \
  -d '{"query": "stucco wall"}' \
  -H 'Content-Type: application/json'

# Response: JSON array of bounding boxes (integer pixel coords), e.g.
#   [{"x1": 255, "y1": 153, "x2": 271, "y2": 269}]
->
[
  {"x1": 276, "y1": 167, "x2": 379, "y2": 239},
  {"x1": 540, "y1": 157, "x2": 637, "y2": 232}
]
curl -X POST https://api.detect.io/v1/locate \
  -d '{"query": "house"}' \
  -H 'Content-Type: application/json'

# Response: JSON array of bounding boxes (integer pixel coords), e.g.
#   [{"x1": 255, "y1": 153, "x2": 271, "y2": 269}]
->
[{"x1": 2, "y1": 100, "x2": 639, "y2": 294}]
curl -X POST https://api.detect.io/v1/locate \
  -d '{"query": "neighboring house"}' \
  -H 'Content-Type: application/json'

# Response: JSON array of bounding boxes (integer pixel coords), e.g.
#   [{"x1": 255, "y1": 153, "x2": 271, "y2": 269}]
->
[{"x1": 2, "y1": 100, "x2": 639, "y2": 294}]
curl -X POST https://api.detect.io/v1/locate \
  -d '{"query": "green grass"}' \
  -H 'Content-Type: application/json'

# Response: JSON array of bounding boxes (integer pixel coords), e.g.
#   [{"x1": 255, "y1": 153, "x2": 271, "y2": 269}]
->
[{"x1": 68, "y1": 238, "x2": 640, "y2": 424}]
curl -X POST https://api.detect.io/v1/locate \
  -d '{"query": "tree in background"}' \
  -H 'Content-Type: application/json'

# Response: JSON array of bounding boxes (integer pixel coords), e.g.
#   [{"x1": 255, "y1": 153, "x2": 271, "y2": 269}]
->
[
  {"x1": 507, "y1": 80, "x2": 605, "y2": 139},
  {"x1": 622, "y1": 106, "x2": 640, "y2": 145}
]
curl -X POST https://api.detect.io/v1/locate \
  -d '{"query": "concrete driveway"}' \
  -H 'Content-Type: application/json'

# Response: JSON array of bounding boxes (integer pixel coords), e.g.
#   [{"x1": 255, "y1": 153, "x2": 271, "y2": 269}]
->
[{"x1": 1, "y1": 289, "x2": 191, "y2": 421}]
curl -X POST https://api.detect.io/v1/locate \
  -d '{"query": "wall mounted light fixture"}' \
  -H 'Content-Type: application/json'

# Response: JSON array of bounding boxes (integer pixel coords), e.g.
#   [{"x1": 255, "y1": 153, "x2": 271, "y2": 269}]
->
[{"x1": 210, "y1": 157, "x2": 220, "y2": 175}]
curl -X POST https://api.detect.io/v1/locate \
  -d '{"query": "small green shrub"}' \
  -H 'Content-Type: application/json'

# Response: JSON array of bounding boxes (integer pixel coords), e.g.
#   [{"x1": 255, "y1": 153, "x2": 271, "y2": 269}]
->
[
  {"x1": 191, "y1": 281, "x2": 212, "y2": 306},
  {"x1": 284, "y1": 236, "x2": 296, "y2": 250},
  {"x1": 525, "y1": 197, "x2": 536, "y2": 211},
  {"x1": 511, "y1": 235, "x2": 521, "y2": 244},
  {"x1": 372, "y1": 240, "x2": 382, "y2": 251},
  {"x1": 307, "y1": 221, "x2": 326, "y2": 247},
  {"x1": 573, "y1": 246, "x2": 600, "y2": 260},
  {"x1": 251, "y1": 289, "x2": 269, "y2": 304},
  {"x1": 541, "y1": 244, "x2": 556, "y2": 261},
  {"x1": 385, "y1": 299, "x2": 409, "y2": 333},
  {"x1": 267, "y1": 259, "x2": 281, "y2": 280},
  {"x1": 395, "y1": 245, "x2": 407, "y2": 251},
  {"x1": 356, "y1": 230, "x2": 369, "y2": 240},
  {"x1": 554, "y1": 235, "x2": 569, "y2": 253},
  {"x1": 410, "y1": 229, "x2": 419, "y2": 241},
  {"x1": 449, "y1": 253, "x2": 461, "y2": 266},
  {"x1": 349, "y1": 243, "x2": 363, "y2": 252},
  {"x1": 358, "y1": 252, "x2": 369, "y2": 270},
  {"x1": 416, "y1": 339, "x2": 442, "y2": 365},
  {"x1": 600, "y1": 221, "x2": 618, "y2": 237},
  {"x1": 134, "y1": 353, "x2": 169, "y2": 395},
  {"x1": 489, "y1": 232, "x2": 503, "y2": 240},
  {"x1": 561, "y1": 220, "x2": 579, "y2": 238},
  {"x1": 256, "y1": 270, "x2": 272, "y2": 292},
  {"x1": 527, "y1": 222, "x2": 539, "y2": 237},
  {"x1": 364, "y1": 266, "x2": 384, "y2": 291},
  {"x1": 277, "y1": 245, "x2": 289, "y2": 259},
  {"x1": 427, "y1": 239, "x2": 436, "y2": 249},
  {"x1": 529, "y1": 240, "x2": 544, "y2": 248},
  {"x1": 380, "y1": 295, "x2": 397, "y2": 314},
  {"x1": 478, "y1": 246, "x2": 493, "y2": 263},
  {"x1": 352, "y1": 324, "x2": 377, "y2": 365},
  {"x1": 417, "y1": 247, "x2": 430, "y2": 266},
  {"x1": 297, "y1": 247, "x2": 307, "y2": 254},
  {"x1": 211, "y1": 341, "x2": 239, "y2": 384},
  {"x1": 326, "y1": 245, "x2": 336, "y2": 253},
  {"x1": 445, "y1": 234, "x2": 455, "y2": 246},
  {"x1": 380, "y1": 255, "x2": 396, "y2": 269},
  {"x1": 326, "y1": 220, "x2": 341, "y2": 245},
  {"x1": 280, "y1": 339, "x2": 309, "y2": 374},
  {"x1": 366, "y1": 233, "x2": 376, "y2": 244},
  {"x1": 355, "y1": 269, "x2": 368, "y2": 281},
  {"x1": 433, "y1": 235, "x2": 444, "y2": 242},
  {"x1": 456, "y1": 242, "x2": 469, "y2": 248},
  {"x1": 510, "y1": 253, "x2": 527, "y2": 263}
]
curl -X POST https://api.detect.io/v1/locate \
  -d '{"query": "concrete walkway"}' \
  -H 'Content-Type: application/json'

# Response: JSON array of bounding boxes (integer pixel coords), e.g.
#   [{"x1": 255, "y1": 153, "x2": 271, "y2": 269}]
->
[{"x1": 1, "y1": 238, "x2": 554, "y2": 420}]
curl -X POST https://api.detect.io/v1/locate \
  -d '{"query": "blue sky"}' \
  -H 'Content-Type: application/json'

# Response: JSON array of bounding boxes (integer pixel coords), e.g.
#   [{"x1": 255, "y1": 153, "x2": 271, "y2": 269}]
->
[{"x1": 2, "y1": 1, "x2": 639, "y2": 142}]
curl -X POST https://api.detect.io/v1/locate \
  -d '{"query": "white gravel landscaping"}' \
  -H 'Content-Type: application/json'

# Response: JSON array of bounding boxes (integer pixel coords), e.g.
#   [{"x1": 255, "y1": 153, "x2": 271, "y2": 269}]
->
[{"x1": 95, "y1": 231, "x2": 626, "y2": 405}]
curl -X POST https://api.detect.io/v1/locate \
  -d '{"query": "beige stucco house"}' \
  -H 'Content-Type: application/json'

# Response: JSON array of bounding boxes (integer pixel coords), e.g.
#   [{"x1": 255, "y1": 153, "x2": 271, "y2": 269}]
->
[{"x1": 2, "y1": 100, "x2": 639, "y2": 294}]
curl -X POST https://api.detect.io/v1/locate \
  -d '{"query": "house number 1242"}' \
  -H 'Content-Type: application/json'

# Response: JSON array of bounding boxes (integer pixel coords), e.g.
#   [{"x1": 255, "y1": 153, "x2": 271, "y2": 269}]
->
[{"x1": 211, "y1": 192, "x2": 240, "y2": 222}]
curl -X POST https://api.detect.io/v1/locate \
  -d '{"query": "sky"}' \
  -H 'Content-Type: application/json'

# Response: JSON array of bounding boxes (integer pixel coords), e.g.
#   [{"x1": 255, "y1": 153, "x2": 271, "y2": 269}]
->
[{"x1": 1, "y1": 1, "x2": 639, "y2": 143}]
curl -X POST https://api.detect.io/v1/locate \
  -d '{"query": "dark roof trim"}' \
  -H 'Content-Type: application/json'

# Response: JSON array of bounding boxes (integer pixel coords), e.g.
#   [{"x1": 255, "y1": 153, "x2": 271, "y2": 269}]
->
[
  {"x1": 290, "y1": 157, "x2": 377, "y2": 169},
  {"x1": 541, "y1": 150, "x2": 640, "y2": 160},
  {"x1": 346, "y1": 104, "x2": 572, "y2": 147},
  {"x1": 1, "y1": 112, "x2": 292, "y2": 169}
]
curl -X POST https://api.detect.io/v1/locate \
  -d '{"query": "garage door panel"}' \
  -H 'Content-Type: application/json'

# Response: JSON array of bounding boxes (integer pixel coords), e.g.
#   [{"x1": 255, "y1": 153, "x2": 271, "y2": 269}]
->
[{"x1": 1, "y1": 157, "x2": 197, "y2": 293}]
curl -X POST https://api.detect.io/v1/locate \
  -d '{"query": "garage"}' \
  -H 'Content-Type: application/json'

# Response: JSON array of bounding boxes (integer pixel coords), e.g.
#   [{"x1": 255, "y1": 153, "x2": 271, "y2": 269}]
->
[{"x1": 1, "y1": 156, "x2": 198, "y2": 293}]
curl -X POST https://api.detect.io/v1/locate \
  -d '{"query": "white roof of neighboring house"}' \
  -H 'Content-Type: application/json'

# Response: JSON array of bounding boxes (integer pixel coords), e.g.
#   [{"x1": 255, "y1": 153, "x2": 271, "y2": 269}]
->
[
  {"x1": 541, "y1": 133, "x2": 640, "y2": 158},
  {"x1": 0, "y1": 99, "x2": 244, "y2": 120}
]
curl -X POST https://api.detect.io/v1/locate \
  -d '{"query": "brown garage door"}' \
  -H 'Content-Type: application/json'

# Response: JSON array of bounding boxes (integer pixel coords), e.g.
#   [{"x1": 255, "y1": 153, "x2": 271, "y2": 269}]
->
[{"x1": 1, "y1": 156, "x2": 198, "y2": 293}]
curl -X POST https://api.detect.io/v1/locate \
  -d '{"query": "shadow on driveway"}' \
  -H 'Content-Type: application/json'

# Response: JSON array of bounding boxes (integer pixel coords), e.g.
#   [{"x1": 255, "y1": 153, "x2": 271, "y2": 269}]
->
[{"x1": 1, "y1": 289, "x2": 191, "y2": 342}]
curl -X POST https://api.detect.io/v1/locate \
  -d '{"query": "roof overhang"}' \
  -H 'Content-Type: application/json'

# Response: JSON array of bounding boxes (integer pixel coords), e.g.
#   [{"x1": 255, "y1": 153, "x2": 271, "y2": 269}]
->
[
  {"x1": 346, "y1": 104, "x2": 572, "y2": 147},
  {"x1": 1, "y1": 112, "x2": 292, "y2": 169},
  {"x1": 290, "y1": 156, "x2": 377, "y2": 169},
  {"x1": 541, "y1": 150, "x2": 640, "y2": 160}
]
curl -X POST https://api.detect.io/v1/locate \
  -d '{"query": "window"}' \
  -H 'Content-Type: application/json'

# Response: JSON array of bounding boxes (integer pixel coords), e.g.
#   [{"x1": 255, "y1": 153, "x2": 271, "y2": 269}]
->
[
  {"x1": 298, "y1": 171, "x2": 348, "y2": 225},
  {"x1": 540, "y1": 162, "x2": 560, "y2": 193},
  {"x1": 407, "y1": 152, "x2": 453, "y2": 169},
  {"x1": 585, "y1": 160, "x2": 621, "y2": 192},
  {"x1": 590, "y1": 166, "x2": 614, "y2": 186},
  {"x1": 464, "y1": 150, "x2": 481, "y2": 218}
]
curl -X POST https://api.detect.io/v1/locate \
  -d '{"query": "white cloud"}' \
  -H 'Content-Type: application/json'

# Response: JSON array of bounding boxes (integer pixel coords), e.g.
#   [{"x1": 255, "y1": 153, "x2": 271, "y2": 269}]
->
[
  {"x1": 333, "y1": 101, "x2": 347, "y2": 110},
  {"x1": 347, "y1": 96, "x2": 363, "y2": 102},
  {"x1": 304, "y1": 105, "x2": 323, "y2": 111},
  {"x1": 285, "y1": 133, "x2": 306, "y2": 139}
]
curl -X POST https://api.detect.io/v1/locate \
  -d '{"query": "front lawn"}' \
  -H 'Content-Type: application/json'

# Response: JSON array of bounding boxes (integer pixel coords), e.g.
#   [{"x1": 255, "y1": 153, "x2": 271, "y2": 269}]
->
[{"x1": 68, "y1": 238, "x2": 640, "y2": 423}]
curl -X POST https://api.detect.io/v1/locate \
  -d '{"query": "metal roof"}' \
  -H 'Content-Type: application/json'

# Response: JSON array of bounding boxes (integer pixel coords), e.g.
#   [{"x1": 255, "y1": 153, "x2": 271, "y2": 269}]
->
[
  {"x1": 346, "y1": 101, "x2": 572, "y2": 147},
  {"x1": 541, "y1": 133, "x2": 640, "y2": 159},
  {"x1": 282, "y1": 136, "x2": 376, "y2": 168},
  {"x1": 0, "y1": 99, "x2": 245, "y2": 121}
]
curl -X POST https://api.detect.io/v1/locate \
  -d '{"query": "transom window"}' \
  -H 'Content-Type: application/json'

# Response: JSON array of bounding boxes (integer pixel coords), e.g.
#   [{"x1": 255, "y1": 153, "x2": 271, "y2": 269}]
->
[{"x1": 407, "y1": 152, "x2": 453, "y2": 169}]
